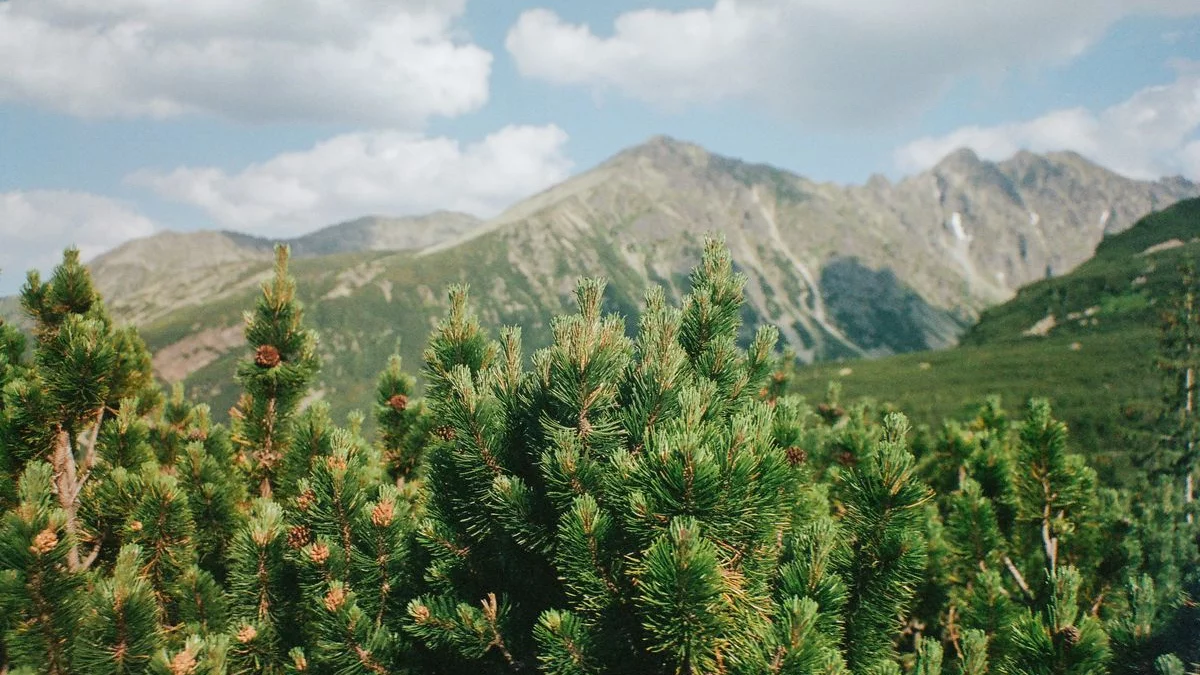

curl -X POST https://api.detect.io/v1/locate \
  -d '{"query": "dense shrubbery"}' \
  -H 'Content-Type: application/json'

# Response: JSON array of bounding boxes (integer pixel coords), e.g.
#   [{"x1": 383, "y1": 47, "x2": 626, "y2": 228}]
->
[{"x1": 0, "y1": 239, "x2": 1196, "y2": 674}]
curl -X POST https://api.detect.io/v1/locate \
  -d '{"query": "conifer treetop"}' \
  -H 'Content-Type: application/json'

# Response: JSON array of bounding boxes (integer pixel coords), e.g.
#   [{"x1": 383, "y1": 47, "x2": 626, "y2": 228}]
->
[{"x1": 230, "y1": 244, "x2": 320, "y2": 498}]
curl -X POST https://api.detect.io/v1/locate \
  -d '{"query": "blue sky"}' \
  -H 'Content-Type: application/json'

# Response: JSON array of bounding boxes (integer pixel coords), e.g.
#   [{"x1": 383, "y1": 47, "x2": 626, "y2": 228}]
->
[{"x1": 2, "y1": 1, "x2": 1200, "y2": 294}]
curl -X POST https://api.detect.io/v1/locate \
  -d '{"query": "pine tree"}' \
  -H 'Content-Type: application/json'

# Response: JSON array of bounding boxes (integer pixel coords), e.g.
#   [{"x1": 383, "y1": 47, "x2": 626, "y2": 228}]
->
[
  {"x1": 225, "y1": 498, "x2": 290, "y2": 674},
  {"x1": 0, "y1": 250, "x2": 240, "y2": 674},
  {"x1": 1006, "y1": 566, "x2": 1111, "y2": 675},
  {"x1": 838, "y1": 413, "x2": 934, "y2": 673},
  {"x1": 914, "y1": 399, "x2": 1119, "y2": 672},
  {"x1": 3, "y1": 249, "x2": 158, "y2": 570},
  {"x1": 0, "y1": 283, "x2": 30, "y2": 508},
  {"x1": 6, "y1": 233, "x2": 1200, "y2": 675},
  {"x1": 956, "y1": 629, "x2": 989, "y2": 675},
  {"x1": 229, "y1": 245, "x2": 320, "y2": 499},
  {"x1": 1156, "y1": 261, "x2": 1200, "y2": 523},
  {"x1": 404, "y1": 237, "x2": 931, "y2": 674},
  {"x1": 374, "y1": 351, "x2": 432, "y2": 481}
]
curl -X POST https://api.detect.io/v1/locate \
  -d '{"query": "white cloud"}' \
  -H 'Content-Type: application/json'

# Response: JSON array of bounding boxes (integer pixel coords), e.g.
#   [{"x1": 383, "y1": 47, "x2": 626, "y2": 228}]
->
[
  {"x1": 128, "y1": 125, "x2": 574, "y2": 236},
  {"x1": 0, "y1": 191, "x2": 157, "y2": 294},
  {"x1": 1183, "y1": 140, "x2": 1200, "y2": 178},
  {"x1": 505, "y1": 0, "x2": 1200, "y2": 127},
  {"x1": 0, "y1": 0, "x2": 491, "y2": 125},
  {"x1": 894, "y1": 63, "x2": 1200, "y2": 179}
]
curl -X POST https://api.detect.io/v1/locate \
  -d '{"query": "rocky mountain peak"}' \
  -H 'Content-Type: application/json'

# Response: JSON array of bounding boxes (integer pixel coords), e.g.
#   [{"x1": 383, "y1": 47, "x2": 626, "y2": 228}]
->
[
  {"x1": 932, "y1": 147, "x2": 986, "y2": 174},
  {"x1": 614, "y1": 134, "x2": 712, "y2": 169}
]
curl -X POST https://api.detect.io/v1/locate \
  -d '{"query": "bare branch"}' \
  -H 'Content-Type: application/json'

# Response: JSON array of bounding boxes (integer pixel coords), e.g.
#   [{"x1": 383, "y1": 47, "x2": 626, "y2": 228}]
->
[{"x1": 1003, "y1": 556, "x2": 1034, "y2": 602}]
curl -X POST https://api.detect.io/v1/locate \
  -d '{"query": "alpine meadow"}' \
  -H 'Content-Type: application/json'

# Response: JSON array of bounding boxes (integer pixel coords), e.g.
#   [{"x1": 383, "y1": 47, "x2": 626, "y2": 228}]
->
[{"x1": 4, "y1": 2, "x2": 1200, "y2": 673}]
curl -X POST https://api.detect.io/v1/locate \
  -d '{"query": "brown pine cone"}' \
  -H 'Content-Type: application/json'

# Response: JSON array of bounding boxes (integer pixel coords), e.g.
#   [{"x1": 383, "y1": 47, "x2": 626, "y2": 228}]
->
[
  {"x1": 286, "y1": 525, "x2": 312, "y2": 549},
  {"x1": 387, "y1": 393, "x2": 409, "y2": 412},
  {"x1": 785, "y1": 446, "x2": 808, "y2": 467},
  {"x1": 255, "y1": 344, "x2": 282, "y2": 368},
  {"x1": 1058, "y1": 625, "x2": 1081, "y2": 649}
]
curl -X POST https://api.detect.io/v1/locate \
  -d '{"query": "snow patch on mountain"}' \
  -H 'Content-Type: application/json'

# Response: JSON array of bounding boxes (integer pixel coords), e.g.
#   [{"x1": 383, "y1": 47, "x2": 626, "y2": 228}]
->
[{"x1": 949, "y1": 212, "x2": 967, "y2": 242}]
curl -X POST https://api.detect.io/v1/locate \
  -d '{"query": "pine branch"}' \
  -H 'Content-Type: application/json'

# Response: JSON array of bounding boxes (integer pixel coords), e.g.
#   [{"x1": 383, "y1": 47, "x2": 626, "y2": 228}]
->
[{"x1": 1003, "y1": 555, "x2": 1034, "y2": 603}]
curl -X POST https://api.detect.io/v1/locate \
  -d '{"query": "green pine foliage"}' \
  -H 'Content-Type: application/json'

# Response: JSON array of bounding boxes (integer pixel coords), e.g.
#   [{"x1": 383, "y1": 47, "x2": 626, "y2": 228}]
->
[
  {"x1": 0, "y1": 235, "x2": 1198, "y2": 675},
  {"x1": 893, "y1": 392, "x2": 1200, "y2": 675},
  {"x1": 73, "y1": 545, "x2": 164, "y2": 675},
  {"x1": 0, "y1": 461, "x2": 84, "y2": 674},
  {"x1": 402, "y1": 238, "x2": 933, "y2": 674}
]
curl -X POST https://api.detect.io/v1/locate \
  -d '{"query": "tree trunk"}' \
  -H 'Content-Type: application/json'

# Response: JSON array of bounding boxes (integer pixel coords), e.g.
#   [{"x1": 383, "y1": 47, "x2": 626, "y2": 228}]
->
[{"x1": 50, "y1": 428, "x2": 81, "y2": 571}]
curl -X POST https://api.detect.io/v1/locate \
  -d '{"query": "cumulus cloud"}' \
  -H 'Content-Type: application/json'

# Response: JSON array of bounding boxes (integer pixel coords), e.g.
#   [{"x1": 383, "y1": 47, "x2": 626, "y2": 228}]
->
[
  {"x1": 128, "y1": 125, "x2": 574, "y2": 236},
  {"x1": 505, "y1": 0, "x2": 1200, "y2": 127},
  {"x1": 894, "y1": 63, "x2": 1200, "y2": 179},
  {"x1": 0, "y1": 0, "x2": 491, "y2": 125},
  {"x1": 0, "y1": 191, "x2": 157, "y2": 294}
]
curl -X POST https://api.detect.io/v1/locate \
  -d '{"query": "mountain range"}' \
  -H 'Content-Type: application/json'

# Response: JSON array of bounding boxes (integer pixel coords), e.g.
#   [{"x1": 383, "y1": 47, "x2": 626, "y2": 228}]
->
[{"x1": 3, "y1": 135, "x2": 1197, "y2": 419}]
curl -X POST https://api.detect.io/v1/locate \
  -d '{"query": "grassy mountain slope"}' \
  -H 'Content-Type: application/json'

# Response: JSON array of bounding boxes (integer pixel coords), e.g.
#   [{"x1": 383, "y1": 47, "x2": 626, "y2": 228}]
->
[{"x1": 791, "y1": 197, "x2": 1200, "y2": 477}]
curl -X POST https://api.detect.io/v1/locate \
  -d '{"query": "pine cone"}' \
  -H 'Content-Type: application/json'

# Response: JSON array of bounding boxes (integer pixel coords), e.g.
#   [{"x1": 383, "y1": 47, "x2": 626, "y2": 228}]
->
[
  {"x1": 1058, "y1": 625, "x2": 1081, "y2": 649},
  {"x1": 255, "y1": 344, "x2": 282, "y2": 368},
  {"x1": 387, "y1": 393, "x2": 409, "y2": 412},
  {"x1": 836, "y1": 450, "x2": 857, "y2": 467},
  {"x1": 186, "y1": 427, "x2": 208, "y2": 442},
  {"x1": 433, "y1": 425, "x2": 457, "y2": 441},
  {"x1": 30, "y1": 527, "x2": 58, "y2": 555},
  {"x1": 785, "y1": 446, "x2": 808, "y2": 467},
  {"x1": 287, "y1": 525, "x2": 312, "y2": 549}
]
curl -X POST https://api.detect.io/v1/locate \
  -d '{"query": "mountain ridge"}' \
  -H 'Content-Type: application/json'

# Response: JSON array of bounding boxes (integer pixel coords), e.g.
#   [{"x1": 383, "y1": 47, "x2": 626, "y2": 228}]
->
[{"x1": 2, "y1": 137, "x2": 1197, "y2": 422}]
